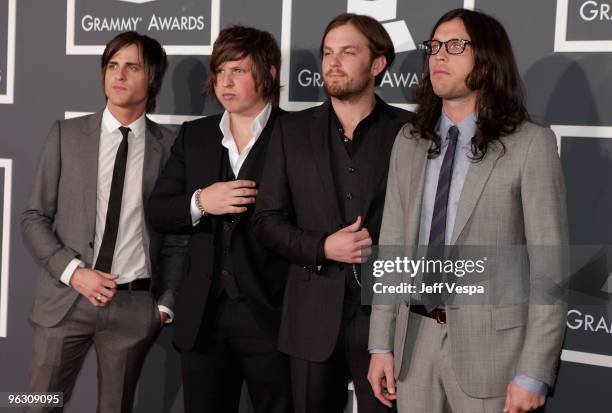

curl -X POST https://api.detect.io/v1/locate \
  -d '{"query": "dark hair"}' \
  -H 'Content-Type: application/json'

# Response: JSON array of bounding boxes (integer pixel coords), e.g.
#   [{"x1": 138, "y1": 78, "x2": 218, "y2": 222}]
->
[
  {"x1": 101, "y1": 31, "x2": 168, "y2": 113},
  {"x1": 205, "y1": 25, "x2": 281, "y2": 106},
  {"x1": 320, "y1": 13, "x2": 395, "y2": 86},
  {"x1": 411, "y1": 8, "x2": 530, "y2": 160}
]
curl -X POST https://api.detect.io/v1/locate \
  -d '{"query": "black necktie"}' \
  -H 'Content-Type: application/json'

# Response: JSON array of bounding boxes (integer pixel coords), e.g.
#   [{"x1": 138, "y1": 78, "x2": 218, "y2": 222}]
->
[
  {"x1": 423, "y1": 125, "x2": 459, "y2": 310},
  {"x1": 94, "y1": 126, "x2": 130, "y2": 273}
]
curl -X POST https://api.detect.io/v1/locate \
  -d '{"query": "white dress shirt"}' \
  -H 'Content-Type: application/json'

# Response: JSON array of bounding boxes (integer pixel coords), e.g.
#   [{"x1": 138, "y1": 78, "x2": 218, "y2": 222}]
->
[
  {"x1": 190, "y1": 103, "x2": 272, "y2": 224},
  {"x1": 60, "y1": 107, "x2": 173, "y2": 321}
]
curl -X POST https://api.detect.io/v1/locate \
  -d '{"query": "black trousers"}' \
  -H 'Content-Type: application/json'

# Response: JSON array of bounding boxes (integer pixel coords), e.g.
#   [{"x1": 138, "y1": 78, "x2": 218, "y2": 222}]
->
[
  {"x1": 290, "y1": 300, "x2": 396, "y2": 413},
  {"x1": 181, "y1": 295, "x2": 292, "y2": 413}
]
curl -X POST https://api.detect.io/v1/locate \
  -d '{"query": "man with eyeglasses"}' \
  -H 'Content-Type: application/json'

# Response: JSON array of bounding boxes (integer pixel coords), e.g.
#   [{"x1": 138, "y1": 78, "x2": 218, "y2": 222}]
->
[{"x1": 367, "y1": 9, "x2": 568, "y2": 413}]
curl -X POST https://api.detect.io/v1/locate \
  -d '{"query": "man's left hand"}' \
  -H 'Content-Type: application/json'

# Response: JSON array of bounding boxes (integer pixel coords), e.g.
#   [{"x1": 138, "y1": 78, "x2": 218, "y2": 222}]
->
[{"x1": 503, "y1": 382, "x2": 545, "y2": 413}]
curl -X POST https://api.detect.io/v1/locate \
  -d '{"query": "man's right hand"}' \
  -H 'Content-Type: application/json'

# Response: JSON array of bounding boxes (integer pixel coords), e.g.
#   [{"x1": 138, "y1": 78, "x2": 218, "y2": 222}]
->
[
  {"x1": 324, "y1": 216, "x2": 372, "y2": 264},
  {"x1": 368, "y1": 352, "x2": 397, "y2": 408},
  {"x1": 199, "y1": 180, "x2": 258, "y2": 215},
  {"x1": 70, "y1": 268, "x2": 118, "y2": 307}
]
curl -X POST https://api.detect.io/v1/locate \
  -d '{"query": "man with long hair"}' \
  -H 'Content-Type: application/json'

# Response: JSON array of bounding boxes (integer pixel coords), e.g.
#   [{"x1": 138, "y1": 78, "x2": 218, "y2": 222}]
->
[
  {"x1": 367, "y1": 9, "x2": 568, "y2": 413},
  {"x1": 148, "y1": 26, "x2": 292, "y2": 413},
  {"x1": 22, "y1": 31, "x2": 186, "y2": 412},
  {"x1": 254, "y1": 13, "x2": 412, "y2": 413}
]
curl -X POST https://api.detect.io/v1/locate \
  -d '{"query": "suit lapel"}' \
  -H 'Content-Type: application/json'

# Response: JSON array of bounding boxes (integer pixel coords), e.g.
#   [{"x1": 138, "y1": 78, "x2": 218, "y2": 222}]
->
[
  {"x1": 360, "y1": 108, "x2": 399, "y2": 221},
  {"x1": 198, "y1": 121, "x2": 224, "y2": 235},
  {"x1": 406, "y1": 138, "x2": 430, "y2": 246},
  {"x1": 233, "y1": 109, "x2": 281, "y2": 227},
  {"x1": 236, "y1": 108, "x2": 280, "y2": 182},
  {"x1": 81, "y1": 111, "x2": 103, "y2": 249},
  {"x1": 142, "y1": 117, "x2": 163, "y2": 205},
  {"x1": 308, "y1": 101, "x2": 343, "y2": 225},
  {"x1": 450, "y1": 142, "x2": 503, "y2": 245}
]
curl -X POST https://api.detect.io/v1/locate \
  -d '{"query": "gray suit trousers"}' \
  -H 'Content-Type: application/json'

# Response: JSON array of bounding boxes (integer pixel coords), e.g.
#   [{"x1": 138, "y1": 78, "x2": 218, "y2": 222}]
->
[
  {"x1": 397, "y1": 313, "x2": 505, "y2": 413},
  {"x1": 27, "y1": 291, "x2": 161, "y2": 413}
]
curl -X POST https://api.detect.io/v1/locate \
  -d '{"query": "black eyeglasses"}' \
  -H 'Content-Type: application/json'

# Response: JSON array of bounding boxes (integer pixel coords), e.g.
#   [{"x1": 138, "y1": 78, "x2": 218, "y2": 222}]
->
[{"x1": 422, "y1": 39, "x2": 472, "y2": 55}]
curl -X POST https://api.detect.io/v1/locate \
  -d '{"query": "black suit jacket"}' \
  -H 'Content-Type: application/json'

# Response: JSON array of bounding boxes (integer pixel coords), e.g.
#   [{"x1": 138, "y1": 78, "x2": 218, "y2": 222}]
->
[
  {"x1": 148, "y1": 107, "x2": 289, "y2": 351},
  {"x1": 253, "y1": 99, "x2": 413, "y2": 362}
]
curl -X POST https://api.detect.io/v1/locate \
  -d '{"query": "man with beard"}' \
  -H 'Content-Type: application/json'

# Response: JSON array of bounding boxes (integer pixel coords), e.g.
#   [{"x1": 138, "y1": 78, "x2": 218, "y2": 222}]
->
[{"x1": 253, "y1": 13, "x2": 412, "y2": 413}]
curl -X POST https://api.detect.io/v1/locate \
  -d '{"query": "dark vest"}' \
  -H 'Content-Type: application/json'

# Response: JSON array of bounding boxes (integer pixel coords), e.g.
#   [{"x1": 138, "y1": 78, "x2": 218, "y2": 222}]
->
[{"x1": 212, "y1": 152, "x2": 242, "y2": 299}]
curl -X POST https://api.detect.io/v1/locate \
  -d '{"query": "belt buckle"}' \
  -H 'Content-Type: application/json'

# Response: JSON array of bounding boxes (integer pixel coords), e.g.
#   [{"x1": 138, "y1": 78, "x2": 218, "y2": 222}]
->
[{"x1": 435, "y1": 310, "x2": 447, "y2": 324}]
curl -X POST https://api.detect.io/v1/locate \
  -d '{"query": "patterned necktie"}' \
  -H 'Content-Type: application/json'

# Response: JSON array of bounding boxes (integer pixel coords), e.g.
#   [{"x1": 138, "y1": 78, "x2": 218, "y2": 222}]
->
[
  {"x1": 423, "y1": 125, "x2": 459, "y2": 310},
  {"x1": 94, "y1": 126, "x2": 130, "y2": 273}
]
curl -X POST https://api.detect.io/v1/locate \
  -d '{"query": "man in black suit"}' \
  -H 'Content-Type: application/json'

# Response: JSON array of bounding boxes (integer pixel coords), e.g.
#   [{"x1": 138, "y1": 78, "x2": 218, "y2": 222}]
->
[
  {"x1": 148, "y1": 26, "x2": 291, "y2": 413},
  {"x1": 253, "y1": 13, "x2": 413, "y2": 413}
]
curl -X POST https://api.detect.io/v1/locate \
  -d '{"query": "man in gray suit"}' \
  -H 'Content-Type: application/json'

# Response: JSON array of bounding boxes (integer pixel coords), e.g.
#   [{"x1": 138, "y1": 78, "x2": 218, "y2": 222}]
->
[
  {"x1": 21, "y1": 31, "x2": 186, "y2": 412},
  {"x1": 367, "y1": 9, "x2": 568, "y2": 413}
]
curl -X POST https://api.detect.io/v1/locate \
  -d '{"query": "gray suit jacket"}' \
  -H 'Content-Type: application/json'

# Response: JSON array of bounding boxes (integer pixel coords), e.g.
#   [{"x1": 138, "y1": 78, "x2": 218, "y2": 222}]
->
[
  {"x1": 369, "y1": 122, "x2": 569, "y2": 398},
  {"x1": 21, "y1": 111, "x2": 187, "y2": 327}
]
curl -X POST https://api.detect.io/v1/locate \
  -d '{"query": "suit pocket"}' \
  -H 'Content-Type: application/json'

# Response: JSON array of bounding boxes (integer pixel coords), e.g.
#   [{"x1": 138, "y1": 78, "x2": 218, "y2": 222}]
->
[{"x1": 492, "y1": 305, "x2": 528, "y2": 330}]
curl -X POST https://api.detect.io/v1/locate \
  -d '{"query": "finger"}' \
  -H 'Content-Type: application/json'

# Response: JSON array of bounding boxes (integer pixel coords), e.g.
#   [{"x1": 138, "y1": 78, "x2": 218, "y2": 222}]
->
[
  {"x1": 385, "y1": 366, "x2": 396, "y2": 396},
  {"x1": 226, "y1": 206, "x2": 248, "y2": 214},
  {"x1": 100, "y1": 286, "x2": 116, "y2": 299},
  {"x1": 356, "y1": 236, "x2": 373, "y2": 248},
  {"x1": 101, "y1": 278, "x2": 118, "y2": 290},
  {"x1": 96, "y1": 271, "x2": 119, "y2": 280},
  {"x1": 231, "y1": 180, "x2": 257, "y2": 188},
  {"x1": 233, "y1": 188, "x2": 258, "y2": 197},
  {"x1": 350, "y1": 256, "x2": 367, "y2": 264},
  {"x1": 232, "y1": 196, "x2": 256, "y2": 205},
  {"x1": 97, "y1": 288, "x2": 113, "y2": 299},
  {"x1": 89, "y1": 295, "x2": 105, "y2": 307},
  {"x1": 369, "y1": 373, "x2": 381, "y2": 397},
  {"x1": 342, "y1": 216, "x2": 362, "y2": 233},
  {"x1": 371, "y1": 378, "x2": 391, "y2": 408},
  {"x1": 361, "y1": 246, "x2": 373, "y2": 259},
  {"x1": 353, "y1": 229, "x2": 371, "y2": 242}
]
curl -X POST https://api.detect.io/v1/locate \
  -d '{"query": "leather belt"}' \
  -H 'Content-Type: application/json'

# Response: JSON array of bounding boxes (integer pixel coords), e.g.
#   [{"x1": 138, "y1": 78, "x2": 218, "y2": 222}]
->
[
  {"x1": 410, "y1": 304, "x2": 447, "y2": 324},
  {"x1": 117, "y1": 278, "x2": 151, "y2": 292}
]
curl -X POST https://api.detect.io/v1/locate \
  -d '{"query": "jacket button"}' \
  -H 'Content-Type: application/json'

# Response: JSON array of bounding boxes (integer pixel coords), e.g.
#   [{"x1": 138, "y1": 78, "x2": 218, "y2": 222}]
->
[
  {"x1": 89, "y1": 241, "x2": 94, "y2": 248},
  {"x1": 346, "y1": 193, "x2": 353, "y2": 200}
]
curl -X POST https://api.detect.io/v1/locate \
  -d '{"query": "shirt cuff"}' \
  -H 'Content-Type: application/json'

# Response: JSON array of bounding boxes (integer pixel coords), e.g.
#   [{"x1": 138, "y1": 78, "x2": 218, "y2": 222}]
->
[
  {"x1": 157, "y1": 305, "x2": 174, "y2": 324},
  {"x1": 369, "y1": 348, "x2": 392, "y2": 354},
  {"x1": 512, "y1": 375, "x2": 548, "y2": 396},
  {"x1": 60, "y1": 258, "x2": 85, "y2": 286},
  {"x1": 190, "y1": 190, "x2": 203, "y2": 226}
]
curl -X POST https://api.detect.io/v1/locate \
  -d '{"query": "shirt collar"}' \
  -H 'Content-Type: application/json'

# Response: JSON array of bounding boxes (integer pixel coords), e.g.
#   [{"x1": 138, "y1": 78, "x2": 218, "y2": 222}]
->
[
  {"x1": 219, "y1": 102, "x2": 272, "y2": 150},
  {"x1": 437, "y1": 111, "x2": 476, "y2": 147},
  {"x1": 329, "y1": 94, "x2": 382, "y2": 133},
  {"x1": 102, "y1": 107, "x2": 146, "y2": 138}
]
